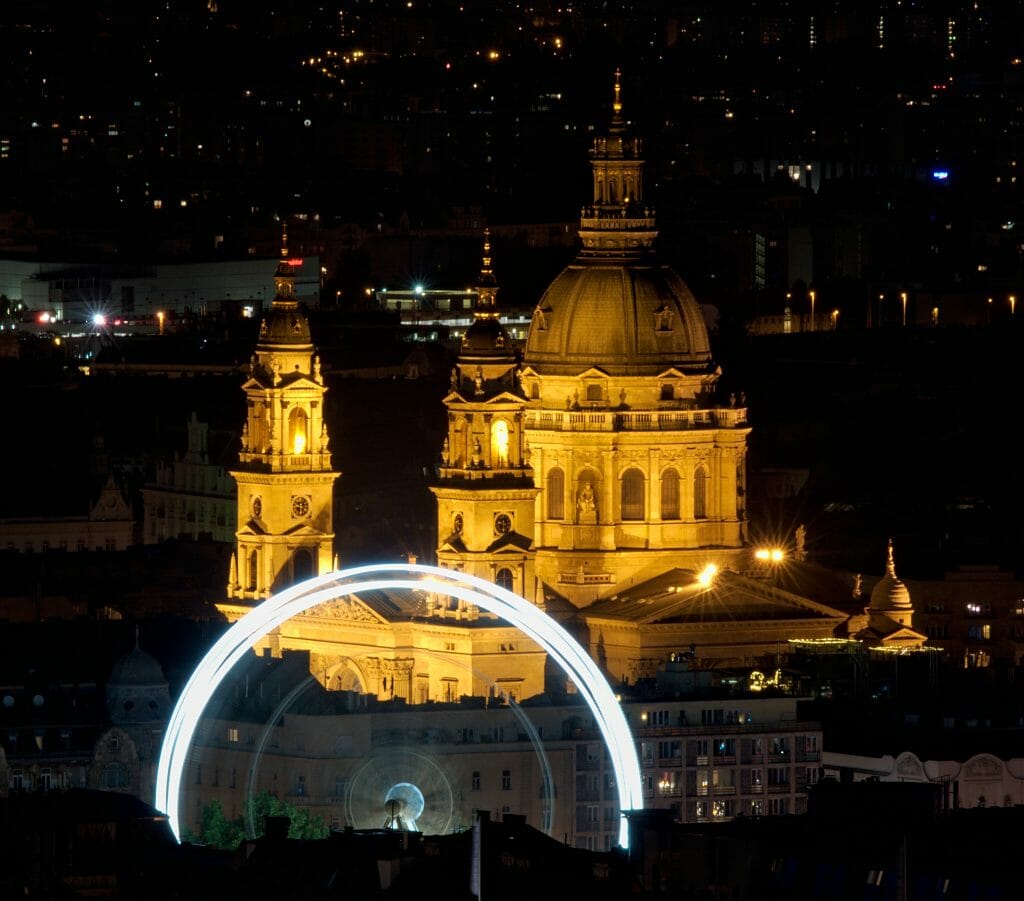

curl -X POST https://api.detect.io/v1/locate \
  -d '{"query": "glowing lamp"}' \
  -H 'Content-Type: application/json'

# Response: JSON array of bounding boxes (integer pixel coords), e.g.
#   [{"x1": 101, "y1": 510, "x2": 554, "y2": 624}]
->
[
  {"x1": 287, "y1": 258, "x2": 304, "y2": 267},
  {"x1": 697, "y1": 563, "x2": 718, "y2": 587},
  {"x1": 92, "y1": 313, "x2": 106, "y2": 326}
]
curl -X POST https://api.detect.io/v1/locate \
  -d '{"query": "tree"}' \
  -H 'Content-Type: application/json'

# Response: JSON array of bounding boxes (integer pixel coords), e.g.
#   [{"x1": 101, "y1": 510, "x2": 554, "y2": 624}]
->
[{"x1": 188, "y1": 791, "x2": 329, "y2": 849}]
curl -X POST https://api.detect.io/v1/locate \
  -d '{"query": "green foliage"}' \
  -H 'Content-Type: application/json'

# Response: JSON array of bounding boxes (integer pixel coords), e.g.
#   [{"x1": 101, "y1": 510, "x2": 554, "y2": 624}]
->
[{"x1": 189, "y1": 791, "x2": 328, "y2": 849}]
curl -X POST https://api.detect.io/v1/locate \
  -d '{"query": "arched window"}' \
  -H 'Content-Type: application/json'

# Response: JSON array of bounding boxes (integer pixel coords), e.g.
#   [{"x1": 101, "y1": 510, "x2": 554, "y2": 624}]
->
[
  {"x1": 621, "y1": 468, "x2": 645, "y2": 521},
  {"x1": 694, "y1": 466, "x2": 707, "y2": 520},
  {"x1": 547, "y1": 468, "x2": 565, "y2": 520},
  {"x1": 288, "y1": 407, "x2": 309, "y2": 455},
  {"x1": 661, "y1": 468, "x2": 680, "y2": 520},
  {"x1": 491, "y1": 419, "x2": 510, "y2": 468},
  {"x1": 292, "y1": 547, "x2": 314, "y2": 584},
  {"x1": 496, "y1": 568, "x2": 514, "y2": 591},
  {"x1": 248, "y1": 550, "x2": 258, "y2": 590}
]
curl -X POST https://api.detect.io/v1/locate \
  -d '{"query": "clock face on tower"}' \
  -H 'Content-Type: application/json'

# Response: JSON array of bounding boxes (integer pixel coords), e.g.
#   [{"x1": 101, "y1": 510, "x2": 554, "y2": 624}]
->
[
  {"x1": 251, "y1": 497, "x2": 262, "y2": 518},
  {"x1": 453, "y1": 513, "x2": 464, "y2": 535},
  {"x1": 494, "y1": 513, "x2": 512, "y2": 535},
  {"x1": 291, "y1": 495, "x2": 310, "y2": 519}
]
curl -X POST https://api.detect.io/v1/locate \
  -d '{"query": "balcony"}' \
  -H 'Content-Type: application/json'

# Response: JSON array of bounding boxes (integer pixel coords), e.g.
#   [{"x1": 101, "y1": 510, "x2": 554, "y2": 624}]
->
[{"x1": 525, "y1": 408, "x2": 747, "y2": 433}]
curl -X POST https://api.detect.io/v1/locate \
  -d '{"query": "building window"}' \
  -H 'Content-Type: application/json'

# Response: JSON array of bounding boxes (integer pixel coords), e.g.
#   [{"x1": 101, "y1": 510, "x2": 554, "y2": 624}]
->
[
  {"x1": 248, "y1": 550, "x2": 259, "y2": 590},
  {"x1": 768, "y1": 798, "x2": 789, "y2": 815},
  {"x1": 490, "y1": 419, "x2": 510, "y2": 467},
  {"x1": 502, "y1": 770, "x2": 512, "y2": 790},
  {"x1": 693, "y1": 466, "x2": 707, "y2": 519},
  {"x1": 495, "y1": 568, "x2": 514, "y2": 591},
  {"x1": 661, "y1": 468, "x2": 680, "y2": 519},
  {"x1": 547, "y1": 468, "x2": 565, "y2": 520},
  {"x1": 768, "y1": 767, "x2": 790, "y2": 786},
  {"x1": 472, "y1": 771, "x2": 481, "y2": 791},
  {"x1": 695, "y1": 801, "x2": 708, "y2": 819},
  {"x1": 102, "y1": 763, "x2": 126, "y2": 788},
  {"x1": 621, "y1": 468, "x2": 645, "y2": 520},
  {"x1": 586, "y1": 383, "x2": 603, "y2": 402},
  {"x1": 658, "y1": 740, "x2": 682, "y2": 760},
  {"x1": 442, "y1": 678, "x2": 459, "y2": 702},
  {"x1": 711, "y1": 800, "x2": 732, "y2": 818},
  {"x1": 288, "y1": 408, "x2": 309, "y2": 455},
  {"x1": 228, "y1": 727, "x2": 239, "y2": 743},
  {"x1": 335, "y1": 776, "x2": 348, "y2": 799},
  {"x1": 751, "y1": 799, "x2": 764, "y2": 815}
]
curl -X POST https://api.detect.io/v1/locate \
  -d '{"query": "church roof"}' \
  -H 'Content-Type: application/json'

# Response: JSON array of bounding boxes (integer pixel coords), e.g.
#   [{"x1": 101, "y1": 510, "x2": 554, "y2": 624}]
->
[
  {"x1": 583, "y1": 568, "x2": 849, "y2": 627},
  {"x1": 869, "y1": 539, "x2": 913, "y2": 611},
  {"x1": 521, "y1": 73, "x2": 713, "y2": 377},
  {"x1": 522, "y1": 264, "x2": 713, "y2": 376}
]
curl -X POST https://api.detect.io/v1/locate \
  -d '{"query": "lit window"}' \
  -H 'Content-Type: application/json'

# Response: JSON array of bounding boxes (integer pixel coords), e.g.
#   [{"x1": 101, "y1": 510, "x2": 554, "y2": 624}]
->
[
  {"x1": 621, "y1": 468, "x2": 644, "y2": 520},
  {"x1": 693, "y1": 466, "x2": 707, "y2": 519},
  {"x1": 661, "y1": 468, "x2": 680, "y2": 520},
  {"x1": 546, "y1": 468, "x2": 565, "y2": 520}
]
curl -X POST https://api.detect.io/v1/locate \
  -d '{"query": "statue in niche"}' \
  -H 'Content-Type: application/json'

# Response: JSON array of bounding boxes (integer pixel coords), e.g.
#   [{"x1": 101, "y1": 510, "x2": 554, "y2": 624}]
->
[
  {"x1": 441, "y1": 435, "x2": 450, "y2": 466},
  {"x1": 313, "y1": 354, "x2": 322, "y2": 383},
  {"x1": 471, "y1": 438, "x2": 483, "y2": 468},
  {"x1": 576, "y1": 482, "x2": 598, "y2": 523},
  {"x1": 450, "y1": 367, "x2": 458, "y2": 390},
  {"x1": 795, "y1": 524, "x2": 807, "y2": 562},
  {"x1": 474, "y1": 367, "x2": 484, "y2": 396}
]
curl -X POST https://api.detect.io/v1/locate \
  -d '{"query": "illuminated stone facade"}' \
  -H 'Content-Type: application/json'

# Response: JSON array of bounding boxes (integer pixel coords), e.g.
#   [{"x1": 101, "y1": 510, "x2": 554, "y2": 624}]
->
[
  {"x1": 520, "y1": 74, "x2": 750, "y2": 605},
  {"x1": 225, "y1": 227, "x2": 338, "y2": 602},
  {"x1": 217, "y1": 231, "x2": 547, "y2": 704}
]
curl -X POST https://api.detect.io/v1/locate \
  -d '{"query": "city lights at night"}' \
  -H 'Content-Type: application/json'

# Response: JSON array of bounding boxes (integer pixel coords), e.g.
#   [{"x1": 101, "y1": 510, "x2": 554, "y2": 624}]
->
[{"x1": 3, "y1": 2, "x2": 1024, "y2": 896}]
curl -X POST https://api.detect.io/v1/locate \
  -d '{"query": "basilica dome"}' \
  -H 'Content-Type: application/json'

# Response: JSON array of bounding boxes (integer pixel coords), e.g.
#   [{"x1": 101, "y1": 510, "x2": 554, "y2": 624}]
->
[
  {"x1": 523, "y1": 261, "x2": 712, "y2": 376},
  {"x1": 522, "y1": 75, "x2": 712, "y2": 378}
]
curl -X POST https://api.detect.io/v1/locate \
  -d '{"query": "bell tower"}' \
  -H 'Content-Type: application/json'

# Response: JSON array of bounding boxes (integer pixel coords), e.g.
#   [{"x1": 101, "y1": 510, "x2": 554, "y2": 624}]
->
[
  {"x1": 227, "y1": 225, "x2": 338, "y2": 601},
  {"x1": 430, "y1": 230, "x2": 540, "y2": 602}
]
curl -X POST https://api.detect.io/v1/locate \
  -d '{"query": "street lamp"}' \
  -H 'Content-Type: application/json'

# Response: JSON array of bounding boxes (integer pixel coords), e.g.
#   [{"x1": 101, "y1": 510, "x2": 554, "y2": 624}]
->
[
  {"x1": 900, "y1": 291, "x2": 908, "y2": 326},
  {"x1": 1011, "y1": 295, "x2": 1017, "y2": 316},
  {"x1": 809, "y1": 290, "x2": 816, "y2": 332}
]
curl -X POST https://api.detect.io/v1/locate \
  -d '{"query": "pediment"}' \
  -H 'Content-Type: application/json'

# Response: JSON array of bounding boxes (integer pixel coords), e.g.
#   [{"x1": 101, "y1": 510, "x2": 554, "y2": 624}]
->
[
  {"x1": 303, "y1": 594, "x2": 386, "y2": 623},
  {"x1": 484, "y1": 532, "x2": 532, "y2": 553},
  {"x1": 445, "y1": 391, "x2": 524, "y2": 407},
  {"x1": 282, "y1": 522, "x2": 328, "y2": 537},
  {"x1": 239, "y1": 519, "x2": 267, "y2": 535}
]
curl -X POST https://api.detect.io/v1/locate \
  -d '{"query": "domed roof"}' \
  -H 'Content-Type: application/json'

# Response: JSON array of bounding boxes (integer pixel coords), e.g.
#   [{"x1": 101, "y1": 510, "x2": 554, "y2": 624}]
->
[
  {"x1": 869, "y1": 540, "x2": 913, "y2": 611},
  {"x1": 460, "y1": 315, "x2": 515, "y2": 362},
  {"x1": 523, "y1": 262, "x2": 712, "y2": 376},
  {"x1": 258, "y1": 299, "x2": 312, "y2": 348},
  {"x1": 522, "y1": 74, "x2": 712, "y2": 377},
  {"x1": 109, "y1": 644, "x2": 167, "y2": 687},
  {"x1": 257, "y1": 223, "x2": 313, "y2": 349}
]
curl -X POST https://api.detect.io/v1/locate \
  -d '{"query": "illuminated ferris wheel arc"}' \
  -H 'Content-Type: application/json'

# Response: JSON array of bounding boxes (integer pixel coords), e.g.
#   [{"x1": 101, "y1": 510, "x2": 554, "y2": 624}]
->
[{"x1": 154, "y1": 562, "x2": 644, "y2": 849}]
